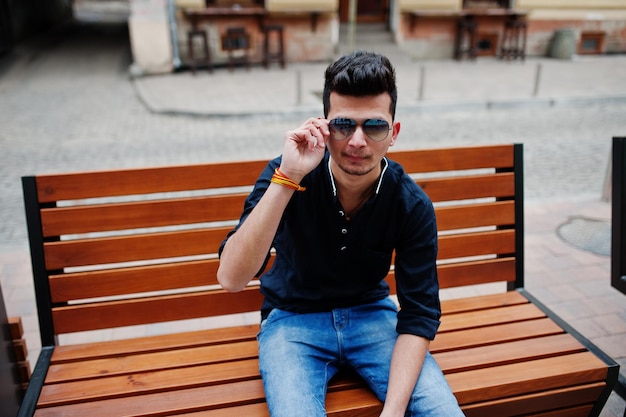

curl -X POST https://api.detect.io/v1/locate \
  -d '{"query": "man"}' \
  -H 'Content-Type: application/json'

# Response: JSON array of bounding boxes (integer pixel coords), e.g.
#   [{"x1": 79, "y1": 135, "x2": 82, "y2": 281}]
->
[{"x1": 218, "y1": 51, "x2": 464, "y2": 417}]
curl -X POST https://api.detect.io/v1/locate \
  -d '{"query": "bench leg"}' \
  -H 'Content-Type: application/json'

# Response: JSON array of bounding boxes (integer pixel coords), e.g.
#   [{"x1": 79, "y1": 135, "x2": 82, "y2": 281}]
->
[{"x1": 16, "y1": 347, "x2": 54, "y2": 417}]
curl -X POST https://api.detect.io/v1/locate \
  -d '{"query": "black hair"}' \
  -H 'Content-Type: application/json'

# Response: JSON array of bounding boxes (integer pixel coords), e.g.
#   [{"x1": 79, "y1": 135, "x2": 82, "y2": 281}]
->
[{"x1": 323, "y1": 51, "x2": 397, "y2": 119}]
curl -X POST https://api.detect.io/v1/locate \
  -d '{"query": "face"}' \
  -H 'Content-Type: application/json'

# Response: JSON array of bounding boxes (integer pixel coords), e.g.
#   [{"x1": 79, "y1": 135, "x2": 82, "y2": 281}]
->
[{"x1": 326, "y1": 92, "x2": 400, "y2": 178}]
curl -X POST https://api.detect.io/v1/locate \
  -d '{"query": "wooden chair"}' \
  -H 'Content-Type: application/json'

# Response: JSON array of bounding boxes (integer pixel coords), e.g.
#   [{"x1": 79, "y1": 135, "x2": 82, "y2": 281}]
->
[
  {"x1": 500, "y1": 14, "x2": 527, "y2": 61},
  {"x1": 263, "y1": 25, "x2": 285, "y2": 69},
  {"x1": 222, "y1": 27, "x2": 251, "y2": 71},
  {"x1": 187, "y1": 29, "x2": 212, "y2": 74},
  {"x1": 454, "y1": 15, "x2": 477, "y2": 60}
]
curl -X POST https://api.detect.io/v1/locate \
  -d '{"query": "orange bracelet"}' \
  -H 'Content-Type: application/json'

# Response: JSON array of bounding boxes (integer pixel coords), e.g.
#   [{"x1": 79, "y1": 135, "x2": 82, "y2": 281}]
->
[{"x1": 271, "y1": 168, "x2": 306, "y2": 192}]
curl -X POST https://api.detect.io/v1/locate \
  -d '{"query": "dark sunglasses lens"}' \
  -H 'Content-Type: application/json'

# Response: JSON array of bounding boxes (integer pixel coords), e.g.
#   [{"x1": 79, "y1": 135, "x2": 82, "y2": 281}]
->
[
  {"x1": 329, "y1": 118, "x2": 356, "y2": 140},
  {"x1": 363, "y1": 119, "x2": 390, "y2": 141}
]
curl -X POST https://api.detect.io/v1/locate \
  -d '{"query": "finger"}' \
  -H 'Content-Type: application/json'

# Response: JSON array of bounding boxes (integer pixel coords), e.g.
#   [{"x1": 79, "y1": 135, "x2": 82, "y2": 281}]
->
[
  {"x1": 307, "y1": 129, "x2": 319, "y2": 151},
  {"x1": 308, "y1": 126, "x2": 326, "y2": 150},
  {"x1": 288, "y1": 118, "x2": 327, "y2": 151},
  {"x1": 312, "y1": 117, "x2": 330, "y2": 136},
  {"x1": 286, "y1": 126, "x2": 312, "y2": 145}
]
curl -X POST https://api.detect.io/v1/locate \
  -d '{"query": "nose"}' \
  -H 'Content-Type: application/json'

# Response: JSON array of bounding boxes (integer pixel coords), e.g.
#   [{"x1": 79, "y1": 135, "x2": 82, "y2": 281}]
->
[{"x1": 347, "y1": 126, "x2": 368, "y2": 147}]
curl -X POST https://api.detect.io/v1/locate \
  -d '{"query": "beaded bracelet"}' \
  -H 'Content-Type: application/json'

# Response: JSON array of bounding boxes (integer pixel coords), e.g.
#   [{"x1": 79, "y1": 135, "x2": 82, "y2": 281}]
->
[{"x1": 271, "y1": 168, "x2": 306, "y2": 192}]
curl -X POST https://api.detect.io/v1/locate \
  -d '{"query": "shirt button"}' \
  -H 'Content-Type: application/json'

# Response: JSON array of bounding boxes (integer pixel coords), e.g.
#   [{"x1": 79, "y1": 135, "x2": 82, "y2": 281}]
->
[
  {"x1": 340, "y1": 246, "x2": 347, "y2": 251},
  {"x1": 339, "y1": 210, "x2": 345, "y2": 217},
  {"x1": 341, "y1": 228, "x2": 348, "y2": 234}
]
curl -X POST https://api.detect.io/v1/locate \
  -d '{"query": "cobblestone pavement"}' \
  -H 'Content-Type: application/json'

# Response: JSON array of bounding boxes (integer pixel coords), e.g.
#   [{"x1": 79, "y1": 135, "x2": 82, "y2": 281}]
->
[{"x1": 0, "y1": 21, "x2": 625, "y2": 415}]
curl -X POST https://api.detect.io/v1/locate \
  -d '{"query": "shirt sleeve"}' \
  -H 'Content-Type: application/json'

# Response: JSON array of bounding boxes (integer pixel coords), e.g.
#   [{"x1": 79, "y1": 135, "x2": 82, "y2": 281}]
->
[
  {"x1": 218, "y1": 158, "x2": 280, "y2": 277},
  {"x1": 393, "y1": 189, "x2": 441, "y2": 340}
]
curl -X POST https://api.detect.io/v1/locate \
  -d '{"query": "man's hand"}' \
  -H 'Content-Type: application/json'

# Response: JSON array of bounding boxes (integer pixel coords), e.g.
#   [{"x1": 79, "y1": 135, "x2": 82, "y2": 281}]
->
[
  {"x1": 218, "y1": 117, "x2": 330, "y2": 292},
  {"x1": 280, "y1": 117, "x2": 329, "y2": 182},
  {"x1": 379, "y1": 334, "x2": 430, "y2": 417}
]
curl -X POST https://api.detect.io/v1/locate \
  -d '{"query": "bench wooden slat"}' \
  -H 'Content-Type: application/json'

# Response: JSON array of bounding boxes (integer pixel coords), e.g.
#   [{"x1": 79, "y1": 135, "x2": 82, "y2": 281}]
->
[
  {"x1": 528, "y1": 405, "x2": 594, "y2": 417},
  {"x1": 49, "y1": 255, "x2": 274, "y2": 304},
  {"x1": 437, "y1": 257, "x2": 516, "y2": 288},
  {"x1": 49, "y1": 259, "x2": 221, "y2": 303},
  {"x1": 391, "y1": 145, "x2": 514, "y2": 173},
  {"x1": 51, "y1": 287, "x2": 264, "y2": 334},
  {"x1": 388, "y1": 259, "x2": 517, "y2": 303},
  {"x1": 416, "y1": 172, "x2": 514, "y2": 202},
  {"x1": 438, "y1": 229, "x2": 515, "y2": 260},
  {"x1": 434, "y1": 333, "x2": 585, "y2": 373},
  {"x1": 40, "y1": 363, "x2": 368, "y2": 409},
  {"x1": 432, "y1": 318, "x2": 563, "y2": 352},
  {"x1": 137, "y1": 385, "x2": 600, "y2": 417},
  {"x1": 40, "y1": 358, "x2": 261, "y2": 406},
  {"x1": 34, "y1": 378, "x2": 268, "y2": 416},
  {"x1": 461, "y1": 383, "x2": 604, "y2": 417},
  {"x1": 43, "y1": 228, "x2": 229, "y2": 270},
  {"x1": 440, "y1": 291, "x2": 526, "y2": 313},
  {"x1": 168, "y1": 388, "x2": 382, "y2": 417},
  {"x1": 40, "y1": 194, "x2": 248, "y2": 237},
  {"x1": 435, "y1": 201, "x2": 515, "y2": 231},
  {"x1": 168, "y1": 402, "x2": 270, "y2": 417},
  {"x1": 180, "y1": 389, "x2": 382, "y2": 417},
  {"x1": 51, "y1": 325, "x2": 260, "y2": 363},
  {"x1": 448, "y1": 351, "x2": 608, "y2": 404},
  {"x1": 45, "y1": 341, "x2": 259, "y2": 384},
  {"x1": 438, "y1": 303, "x2": 545, "y2": 332},
  {"x1": 35, "y1": 160, "x2": 268, "y2": 203},
  {"x1": 310, "y1": 387, "x2": 383, "y2": 417},
  {"x1": 35, "y1": 379, "x2": 376, "y2": 417},
  {"x1": 37, "y1": 387, "x2": 383, "y2": 417}
]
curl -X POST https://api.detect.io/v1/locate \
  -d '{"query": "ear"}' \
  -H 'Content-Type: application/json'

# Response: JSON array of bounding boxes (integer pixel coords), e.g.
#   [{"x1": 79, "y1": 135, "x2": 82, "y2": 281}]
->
[{"x1": 389, "y1": 121, "x2": 401, "y2": 147}]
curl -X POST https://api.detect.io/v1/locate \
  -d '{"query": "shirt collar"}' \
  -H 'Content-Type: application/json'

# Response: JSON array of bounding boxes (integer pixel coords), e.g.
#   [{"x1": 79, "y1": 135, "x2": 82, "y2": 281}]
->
[{"x1": 327, "y1": 156, "x2": 389, "y2": 197}]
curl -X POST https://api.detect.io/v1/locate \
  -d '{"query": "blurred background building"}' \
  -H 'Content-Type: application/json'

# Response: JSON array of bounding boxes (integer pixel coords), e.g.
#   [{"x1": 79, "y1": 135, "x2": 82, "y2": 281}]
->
[{"x1": 2, "y1": 0, "x2": 625, "y2": 74}]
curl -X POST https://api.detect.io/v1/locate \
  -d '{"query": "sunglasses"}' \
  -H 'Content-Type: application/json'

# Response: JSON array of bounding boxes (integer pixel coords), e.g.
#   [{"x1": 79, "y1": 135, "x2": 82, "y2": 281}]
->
[{"x1": 328, "y1": 118, "x2": 392, "y2": 142}]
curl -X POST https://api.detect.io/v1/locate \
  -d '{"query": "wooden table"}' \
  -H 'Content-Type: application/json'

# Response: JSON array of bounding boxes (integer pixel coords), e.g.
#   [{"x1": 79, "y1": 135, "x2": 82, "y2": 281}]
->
[
  {"x1": 408, "y1": 8, "x2": 528, "y2": 32},
  {"x1": 183, "y1": 6, "x2": 267, "y2": 32},
  {"x1": 407, "y1": 8, "x2": 528, "y2": 60}
]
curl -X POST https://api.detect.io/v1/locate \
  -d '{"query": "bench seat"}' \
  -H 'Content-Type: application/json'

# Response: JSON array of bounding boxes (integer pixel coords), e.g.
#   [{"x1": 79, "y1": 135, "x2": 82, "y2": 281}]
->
[
  {"x1": 27, "y1": 291, "x2": 613, "y2": 416},
  {"x1": 18, "y1": 144, "x2": 619, "y2": 417}
]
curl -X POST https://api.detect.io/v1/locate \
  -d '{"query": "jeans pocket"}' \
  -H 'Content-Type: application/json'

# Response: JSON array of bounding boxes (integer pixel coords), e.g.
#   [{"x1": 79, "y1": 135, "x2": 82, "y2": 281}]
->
[{"x1": 258, "y1": 308, "x2": 283, "y2": 337}]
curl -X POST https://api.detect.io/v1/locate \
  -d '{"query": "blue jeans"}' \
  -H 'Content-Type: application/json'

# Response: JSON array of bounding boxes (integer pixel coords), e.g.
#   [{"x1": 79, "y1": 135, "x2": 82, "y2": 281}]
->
[{"x1": 257, "y1": 298, "x2": 464, "y2": 417}]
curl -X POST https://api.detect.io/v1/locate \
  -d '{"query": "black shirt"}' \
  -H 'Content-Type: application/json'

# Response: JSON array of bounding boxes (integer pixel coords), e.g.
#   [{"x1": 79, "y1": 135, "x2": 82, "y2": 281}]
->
[{"x1": 221, "y1": 152, "x2": 441, "y2": 340}]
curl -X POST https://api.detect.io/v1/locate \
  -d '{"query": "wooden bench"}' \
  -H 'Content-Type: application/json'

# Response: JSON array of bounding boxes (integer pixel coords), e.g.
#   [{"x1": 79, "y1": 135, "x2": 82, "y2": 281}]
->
[
  {"x1": 611, "y1": 136, "x2": 626, "y2": 404},
  {"x1": 1, "y1": 286, "x2": 25, "y2": 417},
  {"x1": 17, "y1": 144, "x2": 619, "y2": 417}
]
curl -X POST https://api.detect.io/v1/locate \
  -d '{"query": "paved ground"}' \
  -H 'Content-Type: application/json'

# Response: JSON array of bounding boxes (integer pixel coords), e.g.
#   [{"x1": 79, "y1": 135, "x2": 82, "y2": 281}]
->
[{"x1": 0, "y1": 20, "x2": 625, "y2": 415}]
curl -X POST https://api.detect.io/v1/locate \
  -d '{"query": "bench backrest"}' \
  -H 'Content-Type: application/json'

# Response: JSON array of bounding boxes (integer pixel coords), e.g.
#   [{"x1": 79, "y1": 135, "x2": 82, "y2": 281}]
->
[
  {"x1": 612, "y1": 137, "x2": 626, "y2": 295},
  {"x1": 22, "y1": 144, "x2": 523, "y2": 347}
]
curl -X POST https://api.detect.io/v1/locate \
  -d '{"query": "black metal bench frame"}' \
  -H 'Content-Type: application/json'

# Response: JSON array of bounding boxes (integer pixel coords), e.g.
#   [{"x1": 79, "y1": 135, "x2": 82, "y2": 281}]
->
[{"x1": 611, "y1": 136, "x2": 626, "y2": 406}]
